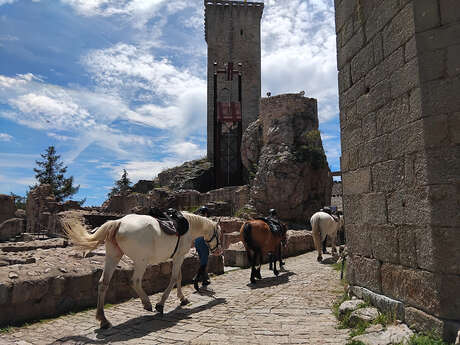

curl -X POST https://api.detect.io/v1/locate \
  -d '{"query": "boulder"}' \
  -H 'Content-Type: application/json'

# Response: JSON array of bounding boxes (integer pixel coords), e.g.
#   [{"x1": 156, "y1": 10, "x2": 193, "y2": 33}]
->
[
  {"x1": 0, "y1": 218, "x2": 24, "y2": 241},
  {"x1": 352, "y1": 324, "x2": 414, "y2": 345},
  {"x1": 241, "y1": 93, "x2": 332, "y2": 222},
  {"x1": 338, "y1": 299, "x2": 365, "y2": 319},
  {"x1": 349, "y1": 307, "x2": 379, "y2": 327},
  {"x1": 0, "y1": 194, "x2": 16, "y2": 224}
]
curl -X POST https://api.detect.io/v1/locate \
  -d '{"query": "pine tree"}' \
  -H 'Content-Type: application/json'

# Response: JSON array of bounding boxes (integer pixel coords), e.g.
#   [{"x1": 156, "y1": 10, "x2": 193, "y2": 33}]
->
[
  {"x1": 32, "y1": 146, "x2": 80, "y2": 202},
  {"x1": 108, "y1": 169, "x2": 132, "y2": 198}
]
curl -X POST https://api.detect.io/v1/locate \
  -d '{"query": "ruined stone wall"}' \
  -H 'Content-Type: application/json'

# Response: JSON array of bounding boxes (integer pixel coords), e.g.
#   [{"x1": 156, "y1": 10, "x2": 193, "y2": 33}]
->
[
  {"x1": 335, "y1": 0, "x2": 460, "y2": 339},
  {"x1": 205, "y1": 0, "x2": 263, "y2": 161}
]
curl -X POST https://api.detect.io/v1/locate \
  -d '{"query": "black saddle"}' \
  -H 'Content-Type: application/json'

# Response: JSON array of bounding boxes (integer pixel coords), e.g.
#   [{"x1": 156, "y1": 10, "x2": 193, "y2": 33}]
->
[
  {"x1": 256, "y1": 217, "x2": 284, "y2": 236},
  {"x1": 148, "y1": 207, "x2": 189, "y2": 236}
]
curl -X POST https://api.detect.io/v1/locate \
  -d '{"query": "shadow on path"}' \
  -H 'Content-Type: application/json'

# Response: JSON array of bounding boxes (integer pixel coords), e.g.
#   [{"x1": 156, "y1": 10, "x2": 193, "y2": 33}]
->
[
  {"x1": 53, "y1": 297, "x2": 227, "y2": 344},
  {"x1": 247, "y1": 271, "x2": 296, "y2": 289}
]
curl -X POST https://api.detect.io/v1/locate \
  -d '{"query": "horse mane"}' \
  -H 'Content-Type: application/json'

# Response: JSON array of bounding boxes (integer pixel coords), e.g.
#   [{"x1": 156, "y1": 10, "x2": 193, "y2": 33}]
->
[{"x1": 182, "y1": 211, "x2": 215, "y2": 231}]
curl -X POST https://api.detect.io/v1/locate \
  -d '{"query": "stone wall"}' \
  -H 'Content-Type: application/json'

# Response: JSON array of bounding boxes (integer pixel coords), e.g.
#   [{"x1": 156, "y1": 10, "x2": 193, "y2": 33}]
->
[
  {"x1": 0, "y1": 242, "x2": 224, "y2": 326},
  {"x1": 335, "y1": 0, "x2": 460, "y2": 340}
]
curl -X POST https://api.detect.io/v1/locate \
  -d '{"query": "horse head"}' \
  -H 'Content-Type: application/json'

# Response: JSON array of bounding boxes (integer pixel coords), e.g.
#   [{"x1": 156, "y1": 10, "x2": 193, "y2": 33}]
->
[{"x1": 205, "y1": 217, "x2": 223, "y2": 255}]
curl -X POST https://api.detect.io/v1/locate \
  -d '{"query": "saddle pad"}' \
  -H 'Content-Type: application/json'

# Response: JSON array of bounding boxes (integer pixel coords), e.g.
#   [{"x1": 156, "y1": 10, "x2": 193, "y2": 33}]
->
[{"x1": 157, "y1": 220, "x2": 178, "y2": 235}]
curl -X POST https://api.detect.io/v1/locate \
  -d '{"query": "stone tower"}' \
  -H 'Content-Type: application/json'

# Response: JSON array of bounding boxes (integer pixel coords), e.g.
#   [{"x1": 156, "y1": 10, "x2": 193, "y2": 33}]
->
[
  {"x1": 335, "y1": 0, "x2": 460, "y2": 341},
  {"x1": 204, "y1": 0, "x2": 264, "y2": 187}
]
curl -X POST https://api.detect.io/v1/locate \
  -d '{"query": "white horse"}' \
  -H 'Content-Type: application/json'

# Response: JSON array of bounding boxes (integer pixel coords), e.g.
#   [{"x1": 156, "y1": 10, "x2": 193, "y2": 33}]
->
[
  {"x1": 310, "y1": 211, "x2": 344, "y2": 262},
  {"x1": 63, "y1": 212, "x2": 222, "y2": 329}
]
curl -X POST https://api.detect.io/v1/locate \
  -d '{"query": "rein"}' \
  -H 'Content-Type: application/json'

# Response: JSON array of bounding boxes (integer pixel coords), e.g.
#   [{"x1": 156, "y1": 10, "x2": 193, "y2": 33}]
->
[
  {"x1": 170, "y1": 234, "x2": 181, "y2": 258},
  {"x1": 206, "y1": 227, "x2": 219, "y2": 253}
]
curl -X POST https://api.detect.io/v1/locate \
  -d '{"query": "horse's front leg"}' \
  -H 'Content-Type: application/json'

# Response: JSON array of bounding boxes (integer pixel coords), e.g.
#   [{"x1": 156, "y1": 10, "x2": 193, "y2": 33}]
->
[
  {"x1": 270, "y1": 252, "x2": 279, "y2": 276},
  {"x1": 156, "y1": 258, "x2": 183, "y2": 314}
]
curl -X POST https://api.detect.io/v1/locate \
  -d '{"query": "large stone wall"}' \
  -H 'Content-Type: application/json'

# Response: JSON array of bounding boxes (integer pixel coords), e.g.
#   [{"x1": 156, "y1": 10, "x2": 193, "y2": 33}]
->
[{"x1": 335, "y1": 0, "x2": 460, "y2": 340}]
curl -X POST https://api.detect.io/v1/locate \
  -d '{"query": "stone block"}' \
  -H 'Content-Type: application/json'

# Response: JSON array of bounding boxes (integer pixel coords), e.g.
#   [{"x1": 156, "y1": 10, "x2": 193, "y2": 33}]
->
[
  {"x1": 428, "y1": 184, "x2": 460, "y2": 228},
  {"x1": 0, "y1": 194, "x2": 16, "y2": 224},
  {"x1": 409, "y1": 87, "x2": 423, "y2": 122},
  {"x1": 361, "y1": 193, "x2": 387, "y2": 225},
  {"x1": 448, "y1": 112, "x2": 460, "y2": 144},
  {"x1": 346, "y1": 224, "x2": 372, "y2": 257},
  {"x1": 364, "y1": 0, "x2": 401, "y2": 41},
  {"x1": 223, "y1": 242, "x2": 249, "y2": 267},
  {"x1": 219, "y1": 218, "x2": 244, "y2": 234},
  {"x1": 342, "y1": 168, "x2": 371, "y2": 195},
  {"x1": 447, "y1": 44, "x2": 460, "y2": 77},
  {"x1": 340, "y1": 103, "x2": 357, "y2": 130},
  {"x1": 371, "y1": 224, "x2": 399, "y2": 264},
  {"x1": 351, "y1": 42, "x2": 375, "y2": 83},
  {"x1": 383, "y1": 2, "x2": 415, "y2": 57},
  {"x1": 419, "y1": 49, "x2": 446, "y2": 82},
  {"x1": 357, "y1": 79, "x2": 391, "y2": 117},
  {"x1": 347, "y1": 254, "x2": 382, "y2": 293},
  {"x1": 417, "y1": 22, "x2": 460, "y2": 52},
  {"x1": 390, "y1": 120, "x2": 424, "y2": 159},
  {"x1": 404, "y1": 151, "x2": 429, "y2": 188},
  {"x1": 223, "y1": 231, "x2": 242, "y2": 249},
  {"x1": 372, "y1": 32, "x2": 384, "y2": 65},
  {"x1": 340, "y1": 78, "x2": 366, "y2": 110},
  {"x1": 421, "y1": 75, "x2": 460, "y2": 116},
  {"x1": 338, "y1": 63, "x2": 352, "y2": 93},
  {"x1": 349, "y1": 307, "x2": 379, "y2": 327},
  {"x1": 440, "y1": 274, "x2": 460, "y2": 319},
  {"x1": 361, "y1": 112, "x2": 376, "y2": 141},
  {"x1": 414, "y1": 0, "x2": 441, "y2": 32},
  {"x1": 0, "y1": 282, "x2": 12, "y2": 305},
  {"x1": 440, "y1": 0, "x2": 460, "y2": 25},
  {"x1": 341, "y1": 118, "x2": 362, "y2": 149},
  {"x1": 398, "y1": 225, "x2": 418, "y2": 268},
  {"x1": 337, "y1": 28, "x2": 365, "y2": 69},
  {"x1": 350, "y1": 285, "x2": 405, "y2": 320},
  {"x1": 366, "y1": 47, "x2": 404, "y2": 89},
  {"x1": 390, "y1": 58, "x2": 419, "y2": 98},
  {"x1": 405, "y1": 35, "x2": 417, "y2": 62},
  {"x1": 405, "y1": 306, "x2": 444, "y2": 335},
  {"x1": 423, "y1": 115, "x2": 449, "y2": 148},
  {"x1": 335, "y1": 0, "x2": 356, "y2": 34},
  {"x1": 425, "y1": 145, "x2": 459, "y2": 186},
  {"x1": 11, "y1": 278, "x2": 49, "y2": 304},
  {"x1": 387, "y1": 187, "x2": 430, "y2": 226},
  {"x1": 372, "y1": 160, "x2": 404, "y2": 193},
  {"x1": 381, "y1": 263, "x2": 441, "y2": 315},
  {"x1": 340, "y1": 15, "x2": 355, "y2": 48},
  {"x1": 359, "y1": 135, "x2": 391, "y2": 167},
  {"x1": 342, "y1": 194, "x2": 362, "y2": 225},
  {"x1": 341, "y1": 147, "x2": 360, "y2": 172}
]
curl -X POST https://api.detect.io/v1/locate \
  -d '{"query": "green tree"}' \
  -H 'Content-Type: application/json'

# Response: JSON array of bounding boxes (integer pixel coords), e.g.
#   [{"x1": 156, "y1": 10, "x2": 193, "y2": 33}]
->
[
  {"x1": 32, "y1": 146, "x2": 80, "y2": 202},
  {"x1": 108, "y1": 169, "x2": 132, "y2": 198}
]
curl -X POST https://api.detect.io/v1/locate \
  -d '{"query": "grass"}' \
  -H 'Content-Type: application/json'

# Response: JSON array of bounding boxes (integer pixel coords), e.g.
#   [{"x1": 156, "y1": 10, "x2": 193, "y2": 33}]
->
[{"x1": 404, "y1": 334, "x2": 451, "y2": 345}]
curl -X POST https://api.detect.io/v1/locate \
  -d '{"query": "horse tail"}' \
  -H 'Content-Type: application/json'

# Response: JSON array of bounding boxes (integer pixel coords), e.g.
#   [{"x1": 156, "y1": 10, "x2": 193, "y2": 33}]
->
[
  {"x1": 310, "y1": 213, "x2": 322, "y2": 252},
  {"x1": 62, "y1": 219, "x2": 121, "y2": 253},
  {"x1": 242, "y1": 222, "x2": 256, "y2": 251}
]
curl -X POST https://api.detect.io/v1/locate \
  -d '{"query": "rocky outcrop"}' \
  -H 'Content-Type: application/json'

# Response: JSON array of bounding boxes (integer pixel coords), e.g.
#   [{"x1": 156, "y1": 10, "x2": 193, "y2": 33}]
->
[
  {"x1": 0, "y1": 194, "x2": 16, "y2": 224},
  {"x1": 26, "y1": 185, "x2": 59, "y2": 234},
  {"x1": 154, "y1": 158, "x2": 214, "y2": 193},
  {"x1": 241, "y1": 93, "x2": 332, "y2": 222}
]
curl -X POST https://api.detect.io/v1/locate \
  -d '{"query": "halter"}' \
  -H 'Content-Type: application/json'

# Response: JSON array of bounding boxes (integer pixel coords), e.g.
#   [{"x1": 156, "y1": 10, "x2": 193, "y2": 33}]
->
[{"x1": 206, "y1": 226, "x2": 220, "y2": 253}]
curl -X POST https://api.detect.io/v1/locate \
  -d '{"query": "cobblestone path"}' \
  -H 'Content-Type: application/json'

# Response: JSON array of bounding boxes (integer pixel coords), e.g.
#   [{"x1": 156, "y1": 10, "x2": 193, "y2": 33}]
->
[{"x1": 0, "y1": 251, "x2": 349, "y2": 345}]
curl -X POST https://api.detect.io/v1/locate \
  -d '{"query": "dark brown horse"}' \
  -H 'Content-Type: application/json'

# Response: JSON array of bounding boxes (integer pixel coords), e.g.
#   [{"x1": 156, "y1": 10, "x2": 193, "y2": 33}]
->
[{"x1": 240, "y1": 219, "x2": 287, "y2": 284}]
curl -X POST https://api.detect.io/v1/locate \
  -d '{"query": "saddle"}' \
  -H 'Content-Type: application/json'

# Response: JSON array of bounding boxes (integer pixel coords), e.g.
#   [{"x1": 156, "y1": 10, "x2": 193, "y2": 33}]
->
[
  {"x1": 256, "y1": 217, "x2": 284, "y2": 236},
  {"x1": 148, "y1": 207, "x2": 189, "y2": 236}
]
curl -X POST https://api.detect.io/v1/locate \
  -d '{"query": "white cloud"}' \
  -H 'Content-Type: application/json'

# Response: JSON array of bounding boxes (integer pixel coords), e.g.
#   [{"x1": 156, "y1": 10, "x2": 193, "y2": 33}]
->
[
  {"x1": 0, "y1": 0, "x2": 16, "y2": 6},
  {"x1": 261, "y1": 0, "x2": 338, "y2": 123},
  {"x1": 0, "y1": 133, "x2": 12, "y2": 141}
]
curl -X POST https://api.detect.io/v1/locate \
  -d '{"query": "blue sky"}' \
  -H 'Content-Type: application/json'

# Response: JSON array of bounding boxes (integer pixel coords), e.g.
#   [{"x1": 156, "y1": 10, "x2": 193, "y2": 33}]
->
[{"x1": 0, "y1": 0, "x2": 340, "y2": 206}]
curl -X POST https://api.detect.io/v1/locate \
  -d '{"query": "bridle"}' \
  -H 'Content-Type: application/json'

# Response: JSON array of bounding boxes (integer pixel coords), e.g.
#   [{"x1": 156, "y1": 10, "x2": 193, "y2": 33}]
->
[{"x1": 206, "y1": 221, "x2": 221, "y2": 253}]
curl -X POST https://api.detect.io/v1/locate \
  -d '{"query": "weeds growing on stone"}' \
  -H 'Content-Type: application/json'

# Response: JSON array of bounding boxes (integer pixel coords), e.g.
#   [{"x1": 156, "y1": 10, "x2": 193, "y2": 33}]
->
[{"x1": 404, "y1": 334, "x2": 451, "y2": 345}]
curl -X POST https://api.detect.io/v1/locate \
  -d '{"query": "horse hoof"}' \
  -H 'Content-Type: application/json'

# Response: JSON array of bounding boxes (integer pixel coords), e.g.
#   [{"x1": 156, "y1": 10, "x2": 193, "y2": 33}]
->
[
  {"x1": 274, "y1": 270, "x2": 279, "y2": 276},
  {"x1": 194, "y1": 281, "x2": 200, "y2": 292},
  {"x1": 250, "y1": 278, "x2": 256, "y2": 284},
  {"x1": 155, "y1": 303, "x2": 164, "y2": 315},
  {"x1": 180, "y1": 298, "x2": 190, "y2": 306},
  {"x1": 317, "y1": 256, "x2": 323, "y2": 262},
  {"x1": 100, "y1": 320, "x2": 112, "y2": 329},
  {"x1": 144, "y1": 303, "x2": 153, "y2": 312}
]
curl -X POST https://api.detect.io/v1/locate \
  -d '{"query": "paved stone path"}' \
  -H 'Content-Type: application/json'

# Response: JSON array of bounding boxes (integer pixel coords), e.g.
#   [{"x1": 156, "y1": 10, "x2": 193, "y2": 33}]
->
[{"x1": 0, "y1": 251, "x2": 349, "y2": 345}]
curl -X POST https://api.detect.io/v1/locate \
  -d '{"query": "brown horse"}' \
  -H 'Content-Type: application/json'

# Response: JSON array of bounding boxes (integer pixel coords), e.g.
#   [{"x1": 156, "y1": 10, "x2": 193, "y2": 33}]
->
[{"x1": 240, "y1": 219, "x2": 287, "y2": 284}]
